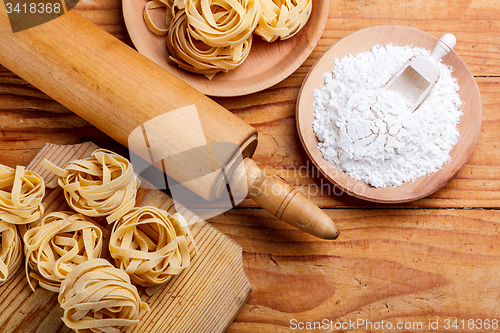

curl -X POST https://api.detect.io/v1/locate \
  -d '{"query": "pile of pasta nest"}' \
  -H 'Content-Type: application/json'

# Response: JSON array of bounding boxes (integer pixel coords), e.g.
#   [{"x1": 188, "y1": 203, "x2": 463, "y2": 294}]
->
[
  {"x1": 0, "y1": 149, "x2": 196, "y2": 333},
  {"x1": 144, "y1": 0, "x2": 313, "y2": 79}
]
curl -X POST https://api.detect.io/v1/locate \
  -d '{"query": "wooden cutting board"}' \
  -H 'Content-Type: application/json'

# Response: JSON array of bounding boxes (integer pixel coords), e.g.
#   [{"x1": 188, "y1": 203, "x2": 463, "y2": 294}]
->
[{"x1": 0, "y1": 142, "x2": 252, "y2": 333}]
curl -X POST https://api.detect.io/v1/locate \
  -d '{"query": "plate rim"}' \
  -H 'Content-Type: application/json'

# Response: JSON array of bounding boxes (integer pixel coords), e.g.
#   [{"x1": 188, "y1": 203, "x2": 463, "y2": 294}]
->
[{"x1": 296, "y1": 24, "x2": 483, "y2": 203}]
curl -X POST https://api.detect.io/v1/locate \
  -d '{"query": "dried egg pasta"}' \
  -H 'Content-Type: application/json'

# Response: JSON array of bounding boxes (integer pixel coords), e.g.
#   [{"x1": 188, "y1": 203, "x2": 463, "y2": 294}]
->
[
  {"x1": 143, "y1": 0, "x2": 313, "y2": 78},
  {"x1": 0, "y1": 221, "x2": 22, "y2": 286},
  {"x1": 144, "y1": 0, "x2": 171, "y2": 35},
  {"x1": 167, "y1": 10, "x2": 252, "y2": 79},
  {"x1": 24, "y1": 212, "x2": 104, "y2": 292},
  {"x1": 255, "y1": 0, "x2": 312, "y2": 42},
  {"x1": 185, "y1": 0, "x2": 260, "y2": 48},
  {"x1": 143, "y1": 0, "x2": 185, "y2": 35},
  {"x1": 109, "y1": 206, "x2": 196, "y2": 287},
  {"x1": 59, "y1": 258, "x2": 149, "y2": 333},
  {"x1": 0, "y1": 165, "x2": 45, "y2": 225},
  {"x1": 42, "y1": 149, "x2": 139, "y2": 224},
  {"x1": 144, "y1": 0, "x2": 258, "y2": 78}
]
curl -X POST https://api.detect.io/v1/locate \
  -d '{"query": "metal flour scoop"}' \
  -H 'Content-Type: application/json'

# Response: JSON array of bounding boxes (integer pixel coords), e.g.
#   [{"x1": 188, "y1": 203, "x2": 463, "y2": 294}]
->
[{"x1": 385, "y1": 33, "x2": 457, "y2": 111}]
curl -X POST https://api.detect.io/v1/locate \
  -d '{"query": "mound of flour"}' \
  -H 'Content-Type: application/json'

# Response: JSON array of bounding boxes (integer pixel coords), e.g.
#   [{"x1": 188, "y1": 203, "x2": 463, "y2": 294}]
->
[{"x1": 312, "y1": 44, "x2": 463, "y2": 188}]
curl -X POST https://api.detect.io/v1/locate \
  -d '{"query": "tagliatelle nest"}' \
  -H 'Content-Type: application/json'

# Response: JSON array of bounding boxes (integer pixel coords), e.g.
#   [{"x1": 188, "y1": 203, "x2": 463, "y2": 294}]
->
[
  {"x1": 167, "y1": 10, "x2": 253, "y2": 79},
  {"x1": 185, "y1": 0, "x2": 260, "y2": 48},
  {"x1": 0, "y1": 221, "x2": 23, "y2": 286},
  {"x1": 23, "y1": 211, "x2": 104, "y2": 292},
  {"x1": 143, "y1": 0, "x2": 312, "y2": 78},
  {"x1": 144, "y1": 0, "x2": 261, "y2": 79},
  {"x1": 42, "y1": 149, "x2": 140, "y2": 224},
  {"x1": 109, "y1": 206, "x2": 196, "y2": 288},
  {"x1": 0, "y1": 165, "x2": 45, "y2": 225},
  {"x1": 255, "y1": 0, "x2": 312, "y2": 42},
  {"x1": 58, "y1": 258, "x2": 149, "y2": 333},
  {"x1": 143, "y1": 0, "x2": 184, "y2": 35}
]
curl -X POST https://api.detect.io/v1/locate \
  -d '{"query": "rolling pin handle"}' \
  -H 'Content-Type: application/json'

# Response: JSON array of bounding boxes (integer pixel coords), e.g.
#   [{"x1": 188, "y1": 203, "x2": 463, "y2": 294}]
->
[{"x1": 242, "y1": 158, "x2": 339, "y2": 239}]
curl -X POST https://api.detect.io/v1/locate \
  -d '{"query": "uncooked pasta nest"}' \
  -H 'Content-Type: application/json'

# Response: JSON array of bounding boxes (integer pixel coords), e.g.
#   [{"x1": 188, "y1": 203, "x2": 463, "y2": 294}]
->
[
  {"x1": 185, "y1": 0, "x2": 260, "y2": 48},
  {"x1": 143, "y1": 0, "x2": 311, "y2": 79},
  {"x1": 0, "y1": 165, "x2": 45, "y2": 225},
  {"x1": 167, "y1": 10, "x2": 253, "y2": 79},
  {"x1": 143, "y1": 0, "x2": 184, "y2": 36},
  {"x1": 109, "y1": 206, "x2": 196, "y2": 287},
  {"x1": 23, "y1": 212, "x2": 104, "y2": 292},
  {"x1": 0, "y1": 221, "x2": 22, "y2": 286},
  {"x1": 143, "y1": 0, "x2": 184, "y2": 35},
  {"x1": 42, "y1": 149, "x2": 140, "y2": 224},
  {"x1": 255, "y1": 0, "x2": 312, "y2": 42},
  {"x1": 58, "y1": 258, "x2": 149, "y2": 333}
]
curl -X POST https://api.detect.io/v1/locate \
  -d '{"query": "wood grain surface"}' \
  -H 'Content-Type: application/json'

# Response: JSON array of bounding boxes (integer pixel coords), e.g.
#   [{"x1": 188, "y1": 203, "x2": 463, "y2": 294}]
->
[{"x1": 0, "y1": 0, "x2": 499, "y2": 332}]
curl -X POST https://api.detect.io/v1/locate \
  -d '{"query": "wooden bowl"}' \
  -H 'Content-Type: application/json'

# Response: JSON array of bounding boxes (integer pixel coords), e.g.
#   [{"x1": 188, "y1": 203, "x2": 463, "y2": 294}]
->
[
  {"x1": 296, "y1": 25, "x2": 482, "y2": 203},
  {"x1": 122, "y1": 0, "x2": 329, "y2": 97}
]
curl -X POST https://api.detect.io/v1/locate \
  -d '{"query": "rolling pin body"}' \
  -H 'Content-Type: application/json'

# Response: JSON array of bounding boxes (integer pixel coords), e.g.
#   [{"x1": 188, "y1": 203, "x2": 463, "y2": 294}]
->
[{"x1": 0, "y1": 7, "x2": 339, "y2": 239}]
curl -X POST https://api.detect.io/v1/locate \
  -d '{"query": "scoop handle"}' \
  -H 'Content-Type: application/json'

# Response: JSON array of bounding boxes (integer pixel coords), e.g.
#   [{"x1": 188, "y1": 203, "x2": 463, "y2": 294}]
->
[
  {"x1": 429, "y1": 33, "x2": 456, "y2": 63},
  {"x1": 243, "y1": 158, "x2": 340, "y2": 239}
]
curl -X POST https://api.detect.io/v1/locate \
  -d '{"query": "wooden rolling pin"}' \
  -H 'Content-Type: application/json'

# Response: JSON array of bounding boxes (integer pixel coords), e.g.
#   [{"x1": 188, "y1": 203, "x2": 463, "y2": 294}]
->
[{"x1": 0, "y1": 7, "x2": 339, "y2": 239}]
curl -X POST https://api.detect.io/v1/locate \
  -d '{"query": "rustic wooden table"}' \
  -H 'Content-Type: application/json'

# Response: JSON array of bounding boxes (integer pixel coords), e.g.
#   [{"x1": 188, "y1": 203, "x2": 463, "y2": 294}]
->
[{"x1": 1, "y1": 0, "x2": 499, "y2": 332}]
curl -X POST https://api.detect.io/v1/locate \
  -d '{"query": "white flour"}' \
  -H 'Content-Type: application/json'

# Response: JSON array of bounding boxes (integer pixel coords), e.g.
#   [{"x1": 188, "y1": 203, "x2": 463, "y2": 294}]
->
[{"x1": 312, "y1": 44, "x2": 463, "y2": 188}]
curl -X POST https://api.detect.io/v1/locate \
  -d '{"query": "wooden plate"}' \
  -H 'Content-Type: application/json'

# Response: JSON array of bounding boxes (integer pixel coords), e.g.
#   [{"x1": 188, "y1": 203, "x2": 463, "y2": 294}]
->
[
  {"x1": 122, "y1": 0, "x2": 328, "y2": 97},
  {"x1": 296, "y1": 25, "x2": 482, "y2": 203}
]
